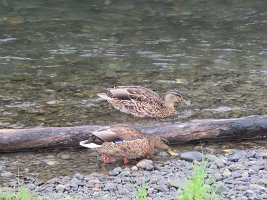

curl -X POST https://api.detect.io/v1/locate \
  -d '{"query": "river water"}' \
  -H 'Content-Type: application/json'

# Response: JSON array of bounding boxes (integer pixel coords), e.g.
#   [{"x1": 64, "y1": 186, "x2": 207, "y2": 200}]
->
[{"x1": 0, "y1": 0, "x2": 266, "y2": 184}]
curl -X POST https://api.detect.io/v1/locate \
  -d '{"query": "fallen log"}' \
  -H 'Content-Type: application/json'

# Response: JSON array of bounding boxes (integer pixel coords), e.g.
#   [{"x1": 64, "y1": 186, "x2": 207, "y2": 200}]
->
[{"x1": 0, "y1": 115, "x2": 266, "y2": 152}]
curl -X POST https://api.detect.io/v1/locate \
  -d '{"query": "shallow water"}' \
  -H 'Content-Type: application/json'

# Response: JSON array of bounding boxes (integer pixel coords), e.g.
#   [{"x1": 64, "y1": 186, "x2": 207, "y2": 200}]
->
[{"x1": 0, "y1": 0, "x2": 266, "y2": 185}]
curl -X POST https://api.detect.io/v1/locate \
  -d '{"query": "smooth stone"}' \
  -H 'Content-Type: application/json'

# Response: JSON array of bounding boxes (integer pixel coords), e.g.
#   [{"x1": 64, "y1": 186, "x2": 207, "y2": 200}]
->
[
  {"x1": 216, "y1": 183, "x2": 230, "y2": 193},
  {"x1": 255, "y1": 152, "x2": 267, "y2": 159},
  {"x1": 56, "y1": 184, "x2": 65, "y2": 192},
  {"x1": 1, "y1": 171, "x2": 15, "y2": 178},
  {"x1": 168, "y1": 179, "x2": 185, "y2": 188},
  {"x1": 215, "y1": 158, "x2": 227, "y2": 168},
  {"x1": 232, "y1": 171, "x2": 242, "y2": 178},
  {"x1": 60, "y1": 154, "x2": 71, "y2": 160},
  {"x1": 180, "y1": 151, "x2": 204, "y2": 162},
  {"x1": 155, "y1": 185, "x2": 169, "y2": 192},
  {"x1": 86, "y1": 178, "x2": 101, "y2": 185},
  {"x1": 136, "y1": 159, "x2": 153, "y2": 169},
  {"x1": 205, "y1": 154, "x2": 218, "y2": 162},
  {"x1": 246, "y1": 151, "x2": 256, "y2": 158},
  {"x1": 213, "y1": 172, "x2": 223, "y2": 181},
  {"x1": 256, "y1": 178, "x2": 267, "y2": 185},
  {"x1": 145, "y1": 164, "x2": 154, "y2": 171},
  {"x1": 229, "y1": 150, "x2": 247, "y2": 162},
  {"x1": 245, "y1": 190, "x2": 255, "y2": 197},
  {"x1": 73, "y1": 172, "x2": 84, "y2": 180},
  {"x1": 45, "y1": 160, "x2": 60, "y2": 166},
  {"x1": 222, "y1": 168, "x2": 232, "y2": 177},
  {"x1": 103, "y1": 183, "x2": 116, "y2": 191},
  {"x1": 241, "y1": 171, "x2": 249, "y2": 179},
  {"x1": 131, "y1": 166, "x2": 138, "y2": 171},
  {"x1": 119, "y1": 170, "x2": 131, "y2": 177},
  {"x1": 147, "y1": 187, "x2": 154, "y2": 195},
  {"x1": 109, "y1": 167, "x2": 122, "y2": 176}
]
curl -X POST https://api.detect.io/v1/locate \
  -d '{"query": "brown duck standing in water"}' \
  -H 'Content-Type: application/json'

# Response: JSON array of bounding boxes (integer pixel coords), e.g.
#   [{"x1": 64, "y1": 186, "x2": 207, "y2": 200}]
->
[
  {"x1": 97, "y1": 86, "x2": 190, "y2": 118},
  {"x1": 79, "y1": 124, "x2": 176, "y2": 164}
]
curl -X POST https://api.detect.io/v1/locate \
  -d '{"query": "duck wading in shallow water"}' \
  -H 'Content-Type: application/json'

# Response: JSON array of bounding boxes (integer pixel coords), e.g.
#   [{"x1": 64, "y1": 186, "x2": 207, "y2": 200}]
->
[
  {"x1": 79, "y1": 124, "x2": 176, "y2": 164},
  {"x1": 97, "y1": 86, "x2": 190, "y2": 118}
]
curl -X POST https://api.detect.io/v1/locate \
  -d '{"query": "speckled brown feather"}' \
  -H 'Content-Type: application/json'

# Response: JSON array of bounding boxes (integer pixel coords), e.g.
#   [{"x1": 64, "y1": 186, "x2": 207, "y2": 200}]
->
[
  {"x1": 98, "y1": 86, "x2": 186, "y2": 118},
  {"x1": 99, "y1": 138, "x2": 154, "y2": 159},
  {"x1": 86, "y1": 124, "x2": 145, "y2": 144}
]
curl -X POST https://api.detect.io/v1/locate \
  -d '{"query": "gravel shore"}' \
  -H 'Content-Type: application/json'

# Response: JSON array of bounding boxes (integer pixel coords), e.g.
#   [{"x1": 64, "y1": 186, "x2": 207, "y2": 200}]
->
[{"x1": 1, "y1": 149, "x2": 267, "y2": 200}]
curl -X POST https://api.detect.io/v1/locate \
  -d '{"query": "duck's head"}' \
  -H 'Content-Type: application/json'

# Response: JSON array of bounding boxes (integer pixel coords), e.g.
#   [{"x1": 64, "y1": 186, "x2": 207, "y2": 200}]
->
[
  {"x1": 148, "y1": 136, "x2": 177, "y2": 156},
  {"x1": 164, "y1": 90, "x2": 191, "y2": 108}
]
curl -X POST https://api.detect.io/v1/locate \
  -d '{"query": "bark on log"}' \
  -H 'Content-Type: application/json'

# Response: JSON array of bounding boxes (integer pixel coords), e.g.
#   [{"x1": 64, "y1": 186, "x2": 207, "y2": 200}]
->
[{"x1": 0, "y1": 115, "x2": 266, "y2": 152}]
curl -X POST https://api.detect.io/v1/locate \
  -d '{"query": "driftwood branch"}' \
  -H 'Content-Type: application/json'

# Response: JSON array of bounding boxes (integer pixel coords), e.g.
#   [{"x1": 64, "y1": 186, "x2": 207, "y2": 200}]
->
[{"x1": 0, "y1": 115, "x2": 266, "y2": 152}]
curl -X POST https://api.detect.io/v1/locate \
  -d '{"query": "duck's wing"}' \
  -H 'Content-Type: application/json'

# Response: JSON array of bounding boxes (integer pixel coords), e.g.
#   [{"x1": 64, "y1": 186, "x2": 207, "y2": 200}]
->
[
  {"x1": 101, "y1": 138, "x2": 151, "y2": 159},
  {"x1": 109, "y1": 124, "x2": 145, "y2": 140},
  {"x1": 93, "y1": 124, "x2": 145, "y2": 142},
  {"x1": 105, "y1": 86, "x2": 164, "y2": 104}
]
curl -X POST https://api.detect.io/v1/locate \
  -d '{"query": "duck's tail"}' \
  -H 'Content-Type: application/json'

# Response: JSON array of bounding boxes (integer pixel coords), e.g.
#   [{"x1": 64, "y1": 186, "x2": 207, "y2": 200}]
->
[{"x1": 79, "y1": 140, "x2": 101, "y2": 148}]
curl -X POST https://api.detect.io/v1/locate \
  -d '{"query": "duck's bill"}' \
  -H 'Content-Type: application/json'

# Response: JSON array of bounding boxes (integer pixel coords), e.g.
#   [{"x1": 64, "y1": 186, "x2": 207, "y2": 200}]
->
[{"x1": 166, "y1": 148, "x2": 178, "y2": 156}]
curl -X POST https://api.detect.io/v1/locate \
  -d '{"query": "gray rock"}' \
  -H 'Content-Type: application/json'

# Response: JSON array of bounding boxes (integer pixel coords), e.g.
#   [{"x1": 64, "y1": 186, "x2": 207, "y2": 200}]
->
[
  {"x1": 168, "y1": 179, "x2": 186, "y2": 188},
  {"x1": 180, "y1": 151, "x2": 204, "y2": 162},
  {"x1": 155, "y1": 185, "x2": 169, "y2": 192},
  {"x1": 216, "y1": 183, "x2": 230, "y2": 193},
  {"x1": 246, "y1": 151, "x2": 256, "y2": 158},
  {"x1": 232, "y1": 171, "x2": 242, "y2": 178},
  {"x1": 229, "y1": 150, "x2": 247, "y2": 162},
  {"x1": 223, "y1": 168, "x2": 232, "y2": 177},
  {"x1": 215, "y1": 158, "x2": 227, "y2": 168},
  {"x1": 241, "y1": 171, "x2": 249, "y2": 179},
  {"x1": 137, "y1": 159, "x2": 153, "y2": 169},
  {"x1": 149, "y1": 175, "x2": 160, "y2": 184},
  {"x1": 131, "y1": 166, "x2": 138, "y2": 171},
  {"x1": 145, "y1": 164, "x2": 154, "y2": 171},
  {"x1": 46, "y1": 177, "x2": 60, "y2": 184},
  {"x1": 56, "y1": 184, "x2": 65, "y2": 192},
  {"x1": 119, "y1": 170, "x2": 131, "y2": 177},
  {"x1": 1, "y1": 171, "x2": 15, "y2": 178},
  {"x1": 147, "y1": 187, "x2": 155, "y2": 195},
  {"x1": 109, "y1": 168, "x2": 121, "y2": 176},
  {"x1": 213, "y1": 172, "x2": 223, "y2": 181},
  {"x1": 103, "y1": 183, "x2": 116, "y2": 191},
  {"x1": 86, "y1": 178, "x2": 101, "y2": 185},
  {"x1": 256, "y1": 178, "x2": 267, "y2": 185},
  {"x1": 255, "y1": 152, "x2": 267, "y2": 159},
  {"x1": 245, "y1": 190, "x2": 255, "y2": 197},
  {"x1": 73, "y1": 173, "x2": 84, "y2": 180},
  {"x1": 27, "y1": 183, "x2": 36, "y2": 190},
  {"x1": 205, "y1": 154, "x2": 218, "y2": 162}
]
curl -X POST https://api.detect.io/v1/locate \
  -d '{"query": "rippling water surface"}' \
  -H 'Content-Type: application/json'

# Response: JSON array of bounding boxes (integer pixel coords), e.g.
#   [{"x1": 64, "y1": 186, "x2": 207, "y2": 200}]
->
[{"x1": 0, "y1": 0, "x2": 266, "y2": 184}]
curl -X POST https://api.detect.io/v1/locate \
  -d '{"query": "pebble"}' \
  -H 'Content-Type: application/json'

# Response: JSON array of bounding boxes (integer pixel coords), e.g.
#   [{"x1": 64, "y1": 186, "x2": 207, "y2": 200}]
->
[
  {"x1": 131, "y1": 166, "x2": 138, "y2": 171},
  {"x1": 1, "y1": 172, "x2": 15, "y2": 179},
  {"x1": 136, "y1": 159, "x2": 153, "y2": 169},
  {"x1": 222, "y1": 168, "x2": 232, "y2": 177},
  {"x1": 1, "y1": 149, "x2": 266, "y2": 200},
  {"x1": 145, "y1": 164, "x2": 154, "y2": 171},
  {"x1": 56, "y1": 184, "x2": 66, "y2": 192},
  {"x1": 168, "y1": 179, "x2": 185, "y2": 188},
  {"x1": 179, "y1": 151, "x2": 204, "y2": 162},
  {"x1": 229, "y1": 150, "x2": 247, "y2": 162}
]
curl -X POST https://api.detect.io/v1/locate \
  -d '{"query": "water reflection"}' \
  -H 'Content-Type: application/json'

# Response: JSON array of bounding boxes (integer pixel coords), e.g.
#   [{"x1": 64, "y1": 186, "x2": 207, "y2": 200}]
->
[{"x1": 0, "y1": 0, "x2": 266, "y2": 185}]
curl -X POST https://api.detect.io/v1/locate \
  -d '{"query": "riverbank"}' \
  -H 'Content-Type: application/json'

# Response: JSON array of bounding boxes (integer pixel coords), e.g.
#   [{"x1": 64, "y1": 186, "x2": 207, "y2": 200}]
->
[{"x1": 1, "y1": 149, "x2": 266, "y2": 200}]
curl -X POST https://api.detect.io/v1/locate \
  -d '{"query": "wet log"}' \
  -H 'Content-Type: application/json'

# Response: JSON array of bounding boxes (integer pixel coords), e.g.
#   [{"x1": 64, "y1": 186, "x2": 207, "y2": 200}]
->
[{"x1": 0, "y1": 115, "x2": 266, "y2": 152}]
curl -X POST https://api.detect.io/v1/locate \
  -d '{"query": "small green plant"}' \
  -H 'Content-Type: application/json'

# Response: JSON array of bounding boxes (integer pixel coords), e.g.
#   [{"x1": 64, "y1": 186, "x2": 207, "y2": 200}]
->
[
  {"x1": 134, "y1": 183, "x2": 147, "y2": 200},
  {"x1": 0, "y1": 187, "x2": 39, "y2": 200},
  {"x1": 180, "y1": 161, "x2": 218, "y2": 200}
]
